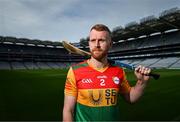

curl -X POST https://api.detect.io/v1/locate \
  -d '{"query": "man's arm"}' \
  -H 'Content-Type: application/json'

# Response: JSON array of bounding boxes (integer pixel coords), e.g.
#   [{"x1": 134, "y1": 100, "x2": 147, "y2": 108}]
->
[
  {"x1": 63, "y1": 67, "x2": 77, "y2": 121},
  {"x1": 63, "y1": 96, "x2": 76, "y2": 122},
  {"x1": 123, "y1": 65, "x2": 151, "y2": 103},
  {"x1": 129, "y1": 79, "x2": 148, "y2": 103}
]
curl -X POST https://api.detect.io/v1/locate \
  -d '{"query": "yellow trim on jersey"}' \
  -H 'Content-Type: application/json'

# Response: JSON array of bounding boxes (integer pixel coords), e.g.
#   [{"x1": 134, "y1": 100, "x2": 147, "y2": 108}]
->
[
  {"x1": 64, "y1": 67, "x2": 77, "y2": 97},
  {"x1": 119, "y1": 70, "x2": 131, "y2": 94}
]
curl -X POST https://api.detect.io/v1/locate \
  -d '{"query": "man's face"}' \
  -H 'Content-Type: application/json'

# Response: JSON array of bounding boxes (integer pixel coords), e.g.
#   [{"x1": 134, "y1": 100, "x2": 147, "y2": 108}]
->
[{"x1": 89, "y1": 29, "x2": 112, "y2": 61}]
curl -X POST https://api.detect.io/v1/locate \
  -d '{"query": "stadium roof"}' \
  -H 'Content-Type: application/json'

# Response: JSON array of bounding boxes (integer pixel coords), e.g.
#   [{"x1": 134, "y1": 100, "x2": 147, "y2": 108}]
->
[
  {"x1": 0, "y1": 36, "x2": 63, "y2": 48},
  {"x1": 112, "y1": 7, "x2": 180, "y2": 42},
  {"x1": 0, "y1": 7, "x2": 179, "y2": 46}
]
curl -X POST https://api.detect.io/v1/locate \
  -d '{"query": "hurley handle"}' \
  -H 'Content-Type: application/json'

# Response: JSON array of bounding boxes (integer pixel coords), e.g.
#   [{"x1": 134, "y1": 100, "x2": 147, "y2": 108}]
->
[
  {"x1": 148, "y1": 72, "x2": 160, "y2": 80},
  {"x1": 109, "y1": 59, "x2": 160, "y2": 80}
]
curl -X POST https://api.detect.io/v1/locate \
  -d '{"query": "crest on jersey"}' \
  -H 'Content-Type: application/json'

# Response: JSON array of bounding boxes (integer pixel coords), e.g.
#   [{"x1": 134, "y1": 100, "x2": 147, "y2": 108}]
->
[{"x1": 113, "y1": 77, "x2": 120, "y2": 84}]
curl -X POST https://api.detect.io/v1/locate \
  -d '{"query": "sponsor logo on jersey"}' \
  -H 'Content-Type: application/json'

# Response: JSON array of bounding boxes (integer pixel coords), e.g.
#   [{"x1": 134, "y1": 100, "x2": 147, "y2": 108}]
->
[
  {"x1": 88, "y1": 89, "x2": 117, "y2": 106},
  {"x1": 88, "y1": 90, "x2": 103, "y2": 105},
  {"x1": 112, "y1": 76, "x2": 120, "y2": 84},
  {"x1": 105, "y1": 89, "x2": 117, "y2": 105},
  {"x1": 97, "y1": 75, "x2": 107, "y2": 79}
]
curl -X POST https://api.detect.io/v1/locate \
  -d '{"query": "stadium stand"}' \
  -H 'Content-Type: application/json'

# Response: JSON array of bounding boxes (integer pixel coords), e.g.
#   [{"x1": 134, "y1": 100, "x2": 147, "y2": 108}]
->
[
  {"x1": 0, "y1": 7, "x2": 180, "y2": 70},
  {"x1": 36, "y1": 62, "x2": 50, "y2": 69},
  {"x1": 24, "y1": 62, "x2": 39, "y2": 69},
  {"x1": 0, "y1": 61, "x2": 11, "y2": 69},
  {"x1": 11, "y1": 62, "x2": 26, "y2": 69},
  {"x1": 46, "y1": 62, "x2": 61, "y2": 69},
  {"x1": 170, "y1": 58, "x2": 180, "y2": 69},
  {"x1": 108, "y1": 7, "x2": 180, "y2": 69},
  {"x1": 150, "y1": 57, "x2": 180, "y2": 69},
  {"x1": 137, "y1": 58, "x2": 161, "y2": 67}
]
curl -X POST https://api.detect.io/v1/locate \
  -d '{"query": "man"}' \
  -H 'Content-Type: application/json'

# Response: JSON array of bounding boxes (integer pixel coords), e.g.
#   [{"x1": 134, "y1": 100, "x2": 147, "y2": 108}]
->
[{"x1": 63, "y1": 24, "x2": 151, "y2": 121}]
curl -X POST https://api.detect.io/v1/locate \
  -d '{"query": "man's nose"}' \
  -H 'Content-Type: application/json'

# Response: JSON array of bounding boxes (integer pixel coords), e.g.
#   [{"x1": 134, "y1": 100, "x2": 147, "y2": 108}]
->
[{"x1": 95, "y1": 40, "x2": 100, "y2": 48}]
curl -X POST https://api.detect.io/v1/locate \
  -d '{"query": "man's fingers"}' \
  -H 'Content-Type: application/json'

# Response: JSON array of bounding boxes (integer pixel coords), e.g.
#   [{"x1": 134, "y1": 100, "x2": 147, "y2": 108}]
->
[
  {"x1": 135, "y1": 65, "x2": 151, "y2": 75},
  {"x1": 135, "y1": 65, "x2": 141, "y2": 72},
  {"x1": 146, "y1": 68, "x2": 151, "y2": 75}
]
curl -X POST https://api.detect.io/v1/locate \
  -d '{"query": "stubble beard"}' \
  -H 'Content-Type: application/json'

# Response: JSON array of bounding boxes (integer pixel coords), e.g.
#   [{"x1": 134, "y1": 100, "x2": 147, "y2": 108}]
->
[{"x1": 91, "y1": 48, "x2": 108, "y2": 61}]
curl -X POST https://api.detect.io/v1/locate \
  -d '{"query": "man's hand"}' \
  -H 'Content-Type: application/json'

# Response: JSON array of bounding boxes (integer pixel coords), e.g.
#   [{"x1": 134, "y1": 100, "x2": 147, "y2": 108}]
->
[
  {"x1": 135, "y1": 65, "x2": 151, "y2": 82},
  {"x1": 127, "y1": 65, "x2": 152, "y2": 103}
]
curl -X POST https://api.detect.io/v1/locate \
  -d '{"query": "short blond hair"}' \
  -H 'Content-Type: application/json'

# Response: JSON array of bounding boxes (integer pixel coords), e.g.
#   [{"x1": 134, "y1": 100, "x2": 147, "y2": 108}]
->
[{"x1": 90, "y1": 24, "x2": 111, "y2": 36}]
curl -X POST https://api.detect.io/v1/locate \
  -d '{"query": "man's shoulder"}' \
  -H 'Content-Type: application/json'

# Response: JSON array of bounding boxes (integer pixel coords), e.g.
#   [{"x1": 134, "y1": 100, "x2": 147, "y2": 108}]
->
[
  {"x1": 71, "y1": 60, "x2": 89, "y2": 70},
  {"x1": 109, "y1": 62, "x2": 124, "y2": 71}
]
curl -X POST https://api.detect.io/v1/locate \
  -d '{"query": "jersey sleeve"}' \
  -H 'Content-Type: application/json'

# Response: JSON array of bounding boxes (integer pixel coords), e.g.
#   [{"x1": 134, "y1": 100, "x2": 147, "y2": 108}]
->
[
  {"x1": 119, "y1": 69, "x2": 131, "y2": 94},
  {"x1": 64, "y1": 67, "x2": 77, "y2": 97}
]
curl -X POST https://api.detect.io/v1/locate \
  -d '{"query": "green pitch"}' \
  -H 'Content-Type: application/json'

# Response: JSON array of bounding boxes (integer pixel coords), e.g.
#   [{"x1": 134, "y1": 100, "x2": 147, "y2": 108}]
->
[{"x1": 0, "y1": 69, "x2": 179, "y2": 121}]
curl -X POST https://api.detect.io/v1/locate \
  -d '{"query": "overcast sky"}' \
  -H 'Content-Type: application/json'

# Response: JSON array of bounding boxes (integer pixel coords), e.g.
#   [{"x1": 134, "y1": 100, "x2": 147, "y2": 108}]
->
[{"x1": 0, "y1": 0, "x2": 180, "y2": 43}]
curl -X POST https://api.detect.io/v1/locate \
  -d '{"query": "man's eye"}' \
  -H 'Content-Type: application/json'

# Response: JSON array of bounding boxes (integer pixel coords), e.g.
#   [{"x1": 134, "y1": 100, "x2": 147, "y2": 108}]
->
[
  {"x1": 100, "y1": 39, "x2": 105, "y2": 42},
  {"x1": 90, "y1": 39, "x2": 95, "y2": 42}
]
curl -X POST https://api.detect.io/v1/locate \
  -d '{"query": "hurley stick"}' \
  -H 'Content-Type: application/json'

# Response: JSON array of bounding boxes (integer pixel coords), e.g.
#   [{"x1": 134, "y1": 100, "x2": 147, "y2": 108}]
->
[{"x1": 62, "y1": 41, "x2": 160, "y2": 80}]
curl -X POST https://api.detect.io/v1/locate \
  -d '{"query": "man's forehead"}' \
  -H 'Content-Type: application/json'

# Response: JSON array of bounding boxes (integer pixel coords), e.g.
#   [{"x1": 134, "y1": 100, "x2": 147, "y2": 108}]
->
[{"x1": 90, "y1": 30, "x2": 109, "y2": 39}]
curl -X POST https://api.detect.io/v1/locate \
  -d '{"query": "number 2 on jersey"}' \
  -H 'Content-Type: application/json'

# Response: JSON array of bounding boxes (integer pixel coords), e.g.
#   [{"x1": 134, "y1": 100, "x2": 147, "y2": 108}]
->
[{"x1": 100, "y1": 79, "x2": 105, "y2": 86}]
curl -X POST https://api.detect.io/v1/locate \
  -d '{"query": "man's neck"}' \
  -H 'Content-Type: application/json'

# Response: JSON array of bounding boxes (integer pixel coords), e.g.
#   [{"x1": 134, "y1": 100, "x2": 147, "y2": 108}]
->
[{"x1": 88, "y1": 56, "x2": 109, "y2": 69}]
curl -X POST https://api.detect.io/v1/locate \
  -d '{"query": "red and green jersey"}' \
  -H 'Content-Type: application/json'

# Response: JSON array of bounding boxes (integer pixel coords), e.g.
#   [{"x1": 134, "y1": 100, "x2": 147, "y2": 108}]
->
[{"x1": 64, "y1": 60, "x2": 131, "y2": 121}]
